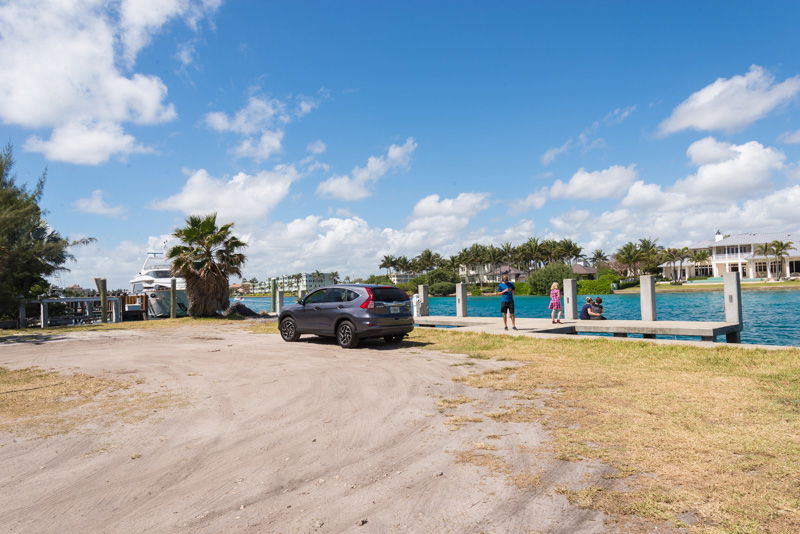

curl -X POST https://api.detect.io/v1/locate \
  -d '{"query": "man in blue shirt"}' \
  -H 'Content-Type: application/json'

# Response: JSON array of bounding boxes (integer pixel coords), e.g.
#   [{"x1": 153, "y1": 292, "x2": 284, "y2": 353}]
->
[
  {"x1": 580, "y1": 297, "x2": 593, "y2": 320},
  {"x1": 497, "y1": 274, "x2": 517, "y2": 330}
]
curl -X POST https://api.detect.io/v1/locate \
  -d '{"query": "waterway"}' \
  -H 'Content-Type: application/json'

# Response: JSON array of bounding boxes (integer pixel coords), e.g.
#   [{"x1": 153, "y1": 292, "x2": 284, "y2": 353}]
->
[{"x1": 239, "y1": 290, "x2": 800, "y2": 347}]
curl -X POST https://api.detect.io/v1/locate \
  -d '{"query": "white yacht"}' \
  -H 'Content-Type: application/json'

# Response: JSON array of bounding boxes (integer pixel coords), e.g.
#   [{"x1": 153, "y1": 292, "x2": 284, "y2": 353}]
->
[{"x1": 130, "y1": 252, "x2": 189, "y2": 317}]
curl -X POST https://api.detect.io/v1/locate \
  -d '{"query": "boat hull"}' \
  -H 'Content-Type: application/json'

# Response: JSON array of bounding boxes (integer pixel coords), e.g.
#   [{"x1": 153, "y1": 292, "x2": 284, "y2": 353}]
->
[{"x1": 145, "y1": 289, "x2": 189, "y2": 318}]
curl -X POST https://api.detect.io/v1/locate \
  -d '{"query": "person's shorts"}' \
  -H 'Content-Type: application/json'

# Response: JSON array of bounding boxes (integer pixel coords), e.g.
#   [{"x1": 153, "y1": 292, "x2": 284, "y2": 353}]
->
[{"x1": 500, "y1": 300, "x2": 514, "y2": 314}]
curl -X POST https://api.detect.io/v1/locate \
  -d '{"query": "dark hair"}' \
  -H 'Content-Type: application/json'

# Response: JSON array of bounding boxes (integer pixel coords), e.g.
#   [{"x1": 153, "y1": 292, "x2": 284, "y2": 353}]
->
[{"x1": 595, "y1": 297, "x2": 603, "y2": 303}]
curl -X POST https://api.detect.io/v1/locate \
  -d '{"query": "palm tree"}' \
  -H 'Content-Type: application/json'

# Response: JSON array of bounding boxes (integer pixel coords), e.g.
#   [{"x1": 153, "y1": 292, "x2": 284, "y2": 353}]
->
[
  {"x1": 660, "y1": 248, "x2": 680, "y2": 281},
  {"x1": 770, "y1": 240, "x2": 794, "y2": 280},
  {"x1": 559, "y1": 239, "x2": 583, "y2": 265},
  {"x1": 331, "y1": 271, "x2": 340, "y2": 284},
  {"x1": 168, "y1": 213, "x2": 247, "y2": 317},
  {"x1": 754, "y1": 242, "x2": 773, "y2": 279},
  {"x1": 690, "y1": 250, "x2": 711, "y2": 277},
  {"x1": 379, "y1": 255, "x2": 395, "y2": 276},
  {"x1": 394, "y1": 256, "x2": 411, "y2": 274},
  {"x1": 539, "y1": 239, "x2": 560, "y2": 264},
  {"x1": 524, "y1": 237, "x2": 542, "y2": 272},
  {"x1": 615, "y1": 242, "x2": 643, "y2": 277},
  {"x1": 676, "y1": 247, "x2": 691, "y2": 281},
  {"x1": 499, "y1": 242, "x2": 515, "y2": 265},
  {"x1": 590, "y1": 249, "x2": 609, "y2": 266}
]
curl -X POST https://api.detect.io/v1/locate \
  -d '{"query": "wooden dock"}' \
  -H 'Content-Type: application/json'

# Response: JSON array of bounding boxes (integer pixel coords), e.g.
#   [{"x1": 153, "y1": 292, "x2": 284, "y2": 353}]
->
[{"x1": 414, "y1": 316, "x2": 742, "y2": 343}]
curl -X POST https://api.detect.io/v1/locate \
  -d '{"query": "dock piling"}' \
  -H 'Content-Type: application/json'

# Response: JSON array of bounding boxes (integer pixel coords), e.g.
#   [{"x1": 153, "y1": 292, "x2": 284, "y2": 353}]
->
[
  {"x1": 455, "y1": 283, "x2": 467, "y2": 317},
  {"x1": 276, "y1": 290, "x2": 285, "y2": 314},
  {"x1": 418, "y1": 285, "x2": 429, "y2": 316},
  {"x1": 723, "y1": 272, "x2": 742, "y2": 343},
  {"x1": 563, "y1": 279, "x2": 577, "y2": 320},
  {"x1": 640, "y1": 275, "x2": 656, "y2": 321},
  {"x1": 170, "y1": 278, "x2": 177, "y2": 319},
  {"x1": 270, "y1": 279, "x2": 278, "y2": 313},
  {"x1": 94, "y1": 278, "x2": 108, "y2": 323}
]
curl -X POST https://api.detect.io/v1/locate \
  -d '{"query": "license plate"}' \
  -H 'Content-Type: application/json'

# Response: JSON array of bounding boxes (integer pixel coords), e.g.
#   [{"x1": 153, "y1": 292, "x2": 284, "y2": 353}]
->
[{"x1": 390, "y1": 306, "x2": 400, "y2": 314}]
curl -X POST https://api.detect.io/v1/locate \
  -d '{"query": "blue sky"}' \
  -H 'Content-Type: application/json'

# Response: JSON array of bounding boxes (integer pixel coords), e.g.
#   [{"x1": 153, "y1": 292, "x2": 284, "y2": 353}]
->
[{"x1": 2, "y1": 1, "x2": 800, "y2": 288}]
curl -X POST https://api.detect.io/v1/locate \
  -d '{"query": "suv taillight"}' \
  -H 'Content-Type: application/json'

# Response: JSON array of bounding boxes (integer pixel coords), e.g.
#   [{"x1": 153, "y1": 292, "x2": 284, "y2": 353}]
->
[{"x1": 360, "y1": 287, "x2": 375, "y2": 309}]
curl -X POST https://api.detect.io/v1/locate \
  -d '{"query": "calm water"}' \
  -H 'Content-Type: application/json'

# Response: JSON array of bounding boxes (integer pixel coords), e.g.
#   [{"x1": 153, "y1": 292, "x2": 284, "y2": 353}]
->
[{"x1": 239, "y1": 291, "x2": 800, "y2": 347}]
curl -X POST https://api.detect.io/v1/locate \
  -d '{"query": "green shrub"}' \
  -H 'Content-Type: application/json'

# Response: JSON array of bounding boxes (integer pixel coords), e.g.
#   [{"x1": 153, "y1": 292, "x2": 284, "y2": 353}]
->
[
  {"x1": 427, "y1": 268, "x2": 459, "y2": 284},
  {"x1": 688, "y1": 276, "x2": 709, "y2": 281},
  {"x1": 398, "y1": 282, "x2": 416, "y2": 293},
  {"x1": 578, "y1": 274, "x2": 619, "y2": 295},
  {"x1": 528, "y1": 263, "x2": 574, "y2": 295},
  {"x1": 430, "y1": 282, "x2": 456, "y2": 296},
  {"x1": 514, "y1": 281, "x2": 531, "y2": 296},
  {"x1": 468, "y1": 284, "x2": 482, "y2": 296},
  {"x1": 364, "y1": 274, "x2": 392, "y2": 285}
]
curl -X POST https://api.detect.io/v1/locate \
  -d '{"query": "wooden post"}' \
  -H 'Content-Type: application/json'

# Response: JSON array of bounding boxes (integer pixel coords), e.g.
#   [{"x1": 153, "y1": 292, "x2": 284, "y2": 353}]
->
[
  {"x1": 271, "y1": 279, "x2": 278, "y2": 313},
  {"x1": 94, "y1": 278, "x2": 108, "y2": 323},
  {"x1": 170, "y1": 278, "x2": 177, "y2": 319},
  {"x1": 455, "y1": 282, "x2": 467, "y2": 317},
  {"x1": 18, "y1": 302, "x2": 27, "y2": 329},
  {"x1": 111, "y1": 298, "x2": 121, "y2": 323},
  {"x1": 563, "y1": 278, "x2": 577, "y2": 320},
  {"x1": 418, "y1": 284, "x2": 429, "y2": 316},
  {"x1": 723, "y1": 271, "x2": 742, "y2": 343}
]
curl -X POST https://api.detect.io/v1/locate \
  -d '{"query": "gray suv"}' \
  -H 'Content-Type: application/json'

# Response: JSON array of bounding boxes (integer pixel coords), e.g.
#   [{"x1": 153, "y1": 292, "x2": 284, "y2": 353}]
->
[{"x1": 278, "y1": 284, "x2": 414, "y2": 348}]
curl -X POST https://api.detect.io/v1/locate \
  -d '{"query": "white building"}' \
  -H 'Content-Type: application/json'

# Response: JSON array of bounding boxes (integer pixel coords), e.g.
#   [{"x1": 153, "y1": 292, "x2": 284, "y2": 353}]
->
[
  {"x1": 269, "y1": 272, "x2": 337, "y2": 292},
  {"x1": 662, "y1": 231, "x2": 800, "y2": 280},
  {"x1": 388, "y1": 272, "x2": 415, "y2": 285},
  {"x1": 458, "y1": 263, "x2": 526, "y2": 284}
]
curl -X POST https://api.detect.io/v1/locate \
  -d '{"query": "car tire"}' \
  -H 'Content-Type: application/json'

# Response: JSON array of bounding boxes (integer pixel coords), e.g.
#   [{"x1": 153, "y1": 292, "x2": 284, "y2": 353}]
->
[
  {"x1": 336, "y1": 320, "x2": 359, "y2": 348},
  {"x1": 384, "y1": 334, "x2": 404, "y2": 344},
  {"x1": 279, "y1": 316, "x2": 300, "y2": 342}
]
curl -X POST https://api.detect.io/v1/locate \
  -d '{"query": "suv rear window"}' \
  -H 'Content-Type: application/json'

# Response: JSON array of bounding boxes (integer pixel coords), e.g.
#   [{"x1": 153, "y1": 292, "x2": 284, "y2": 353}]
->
[{"x1": 372, "y1": 287, "x2": 409, "y2": 302}]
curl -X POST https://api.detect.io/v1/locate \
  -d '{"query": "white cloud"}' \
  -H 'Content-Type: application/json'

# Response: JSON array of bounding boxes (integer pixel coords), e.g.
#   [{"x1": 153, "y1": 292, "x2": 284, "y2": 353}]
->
[
  {"x1": 0, "y1": 0, "x2": 216, "y2": 165},
  {"x1": 540, "y1": 105, "x2": 635, "y2": 166},
  {"x1": 603, "y1": 105, "x2": 637, "y2": 125},
  {"x1": 540, "y1": 140, "x2": 571, "y2": 166},
  {"x1": 233, "y1": 130, "x2": 284, "y2": 161},
  {"x1": 205, "y1": 94, "x2": 325, "y2": 162},
  {"x1": 73, "y1": 190, "x2": 126, "y2": 217},
  {"x1": 317, "y1": 138, "x2": 417, "y2": 200},
  {"x1": 510, "y1": 188, "x2": 548, "y2": 213},
  {"x1": 153, "y1": 165, "x2": 301, "y2": 223},
  {"x1": 658, "y1": 65, "x2": 800, "y2": 135},
  {"x1": 24, "y1": 120, "x2": 152, "y2": 165},
  {"x1": 779, "y1": 129, "x2": 800, "y2": 144},
  {"x1": 550, "y1": 164, "x2": 637, "y2": 199},
  {"x1": 205, "y1": 97, "x2": 287, "y2": 135},
  {"x1": 307, "y1": 140, "x2": 327, "y2": 154},
  {"x1": 671, "y1": 137, "x2": 784, "y2": 200}
]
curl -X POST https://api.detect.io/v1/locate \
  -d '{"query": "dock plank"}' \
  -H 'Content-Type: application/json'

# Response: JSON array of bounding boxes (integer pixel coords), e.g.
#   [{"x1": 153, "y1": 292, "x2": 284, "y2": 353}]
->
[{"x1": 414, "y1": 316, "x2": 741, "y2": 341}]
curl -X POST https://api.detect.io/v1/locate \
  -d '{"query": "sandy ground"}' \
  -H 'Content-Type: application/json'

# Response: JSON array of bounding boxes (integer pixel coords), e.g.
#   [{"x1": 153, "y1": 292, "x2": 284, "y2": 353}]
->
[{"x1": 0, "y1": 323, "x2": 674, "y2": 533}]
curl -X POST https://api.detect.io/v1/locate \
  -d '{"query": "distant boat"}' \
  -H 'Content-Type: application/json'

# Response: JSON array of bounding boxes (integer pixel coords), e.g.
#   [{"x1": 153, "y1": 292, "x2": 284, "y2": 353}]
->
[{"x1": 130, "y1": 252, "x2": 189, "y2": 317}]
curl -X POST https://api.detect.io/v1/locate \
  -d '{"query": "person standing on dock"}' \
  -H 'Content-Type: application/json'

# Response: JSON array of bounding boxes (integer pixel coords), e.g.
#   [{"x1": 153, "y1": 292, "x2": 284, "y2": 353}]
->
[
  {"x1": 497, "y1": 274, "x2": 517, "y2": 330},
  {"x1": 549, "y1": 282, "x2": 563, "y2": 324}
]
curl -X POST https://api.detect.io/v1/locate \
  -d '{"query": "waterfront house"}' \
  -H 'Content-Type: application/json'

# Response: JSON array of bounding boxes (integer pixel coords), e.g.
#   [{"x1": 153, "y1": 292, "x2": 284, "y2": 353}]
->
[
  {"x1": 388, "y1": 272, "x2": 415, "y2": 285},
  {"x1": 270, "y1": 272, "x2": 337, "y2": 292},
  {"x1": 661, "y1": 231, "x2": 800, "y2": 280}
]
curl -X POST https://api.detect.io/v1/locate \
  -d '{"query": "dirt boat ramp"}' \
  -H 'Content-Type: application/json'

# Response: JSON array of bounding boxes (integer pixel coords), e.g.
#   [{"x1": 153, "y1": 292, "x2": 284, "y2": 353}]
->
[{"x1": 0, "y1": 323, "x2": 671, "y2": 533}]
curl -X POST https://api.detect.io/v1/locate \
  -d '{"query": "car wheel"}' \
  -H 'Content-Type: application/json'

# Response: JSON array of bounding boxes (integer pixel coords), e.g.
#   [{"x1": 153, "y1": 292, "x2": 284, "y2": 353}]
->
[
  {"x1": 279, "y1": 316, "x2": 300, "y2": 342},
  {"x1": 384, "y1": 334, "x2": 404, "y2": 344},
  {"x1": 336, "y1": 320, "x2": 359, "y2": 348}
]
